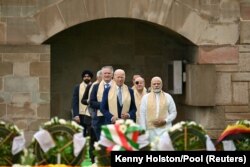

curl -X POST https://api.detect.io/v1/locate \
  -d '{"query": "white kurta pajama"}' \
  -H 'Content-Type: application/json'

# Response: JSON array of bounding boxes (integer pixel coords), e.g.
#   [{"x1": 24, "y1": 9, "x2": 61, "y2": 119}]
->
[{"x1": 139, "y1": 92, "x2": 177, "y2": 141}]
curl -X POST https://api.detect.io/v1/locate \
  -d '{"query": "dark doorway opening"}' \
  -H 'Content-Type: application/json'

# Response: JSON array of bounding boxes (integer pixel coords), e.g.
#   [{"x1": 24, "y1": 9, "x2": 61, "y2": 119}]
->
[{"x1": 43, "y1": 18, "x2": 196, "y2": 120}]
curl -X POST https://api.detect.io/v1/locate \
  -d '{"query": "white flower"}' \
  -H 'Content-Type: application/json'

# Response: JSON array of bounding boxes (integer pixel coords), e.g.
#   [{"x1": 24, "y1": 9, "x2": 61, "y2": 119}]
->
[
  {"x1": 0, "y1": 121, "x2": 5, "y2": 125},
  {"x1": 59, "y1": 119, "x2": 66, "y2": 124},
  {"x1": 44, "y1": 121, "x2": 52, "y2": 126},
  {"x1": 125, "y1": 119, "x2": 134, "y2": 126},
  {"x1": 242, "y1": 120, "x2": 250, "y2": 125},
  {"x1": 188, "y1": 121, "x2": 197, "y2": 126},
  {"x1": 119, "y1": 125, "x2": 127, "y2": 133},
  {"x1": 169, "y1": 122, "x2": 183, "y2": 132},
  {"x1": 14, "y1": 125, "x2": 20, "y2": 133},
  {"x1": 94, "y1": 142, "x2": 101, "y2": 150},
  {"x1": 115, "y1": 119, "x2": 124, "y2": 124}
]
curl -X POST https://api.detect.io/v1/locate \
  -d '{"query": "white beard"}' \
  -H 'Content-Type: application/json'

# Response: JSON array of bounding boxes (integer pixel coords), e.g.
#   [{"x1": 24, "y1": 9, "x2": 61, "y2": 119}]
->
[{"x1": 153, "y1": 89, "x2": 161, "y2": 93}]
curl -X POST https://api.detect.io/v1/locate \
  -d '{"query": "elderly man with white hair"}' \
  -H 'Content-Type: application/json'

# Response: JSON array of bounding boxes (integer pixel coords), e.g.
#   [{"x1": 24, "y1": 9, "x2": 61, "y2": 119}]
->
[
  {"x1": 101, "y1": 69, "x2": 136, "y2": 124},
  {"x1": 139, "y1": 76, "x2": 177, "y2": 141}
]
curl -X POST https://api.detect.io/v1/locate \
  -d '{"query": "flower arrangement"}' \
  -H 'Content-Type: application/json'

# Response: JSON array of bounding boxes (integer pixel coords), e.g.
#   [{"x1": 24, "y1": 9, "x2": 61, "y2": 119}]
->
[
  {"x1": 168, "y1": 121, "x2": 208, "y2": 151},
  {"x1": 0, "y1": 121, "x2": 24, "y2": 166},
  {"x1": 217, "y1": 120, "x2": 250, "y2": 150},
  {"x1": 94, "y1": 119, "x2": 150, "y2": 166},
  {"x1": 28, "y1": 117, "x2": 87, "y2": 165}
]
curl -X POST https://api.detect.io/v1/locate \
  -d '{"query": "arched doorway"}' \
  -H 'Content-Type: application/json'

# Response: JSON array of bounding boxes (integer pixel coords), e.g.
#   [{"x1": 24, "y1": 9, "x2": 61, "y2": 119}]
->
[{"x1": 43, "y1": 18, "x2": 196, "y2": 120}]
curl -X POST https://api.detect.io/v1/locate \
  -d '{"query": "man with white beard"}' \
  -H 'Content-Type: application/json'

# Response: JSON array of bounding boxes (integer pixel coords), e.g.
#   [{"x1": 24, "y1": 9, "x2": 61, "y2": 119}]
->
[{"x1": 139, "y1": 76, "x2": 177, "y2": 141}]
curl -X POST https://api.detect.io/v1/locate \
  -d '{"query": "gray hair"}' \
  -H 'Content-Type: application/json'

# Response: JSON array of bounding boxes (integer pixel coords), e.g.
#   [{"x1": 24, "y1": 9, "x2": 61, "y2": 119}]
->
[
  {"x1": 101, "y1": 66, "x2": 114, "y2": 74},
  {"x1": 96, "y1": 70, "x2": 102, "y2": 77}
]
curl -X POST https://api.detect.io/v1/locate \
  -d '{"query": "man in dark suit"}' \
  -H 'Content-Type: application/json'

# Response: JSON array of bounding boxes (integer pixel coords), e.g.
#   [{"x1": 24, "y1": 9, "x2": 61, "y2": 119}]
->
[
  {"x1": 89, "y1": 66, "x2": 114, "y2": 140},
  {"x1": 71, "y1": 70, "x2": 93, "y2": 136},
  {"x1": 100, "y1": 69, "x2": 136, "y2": 124}
]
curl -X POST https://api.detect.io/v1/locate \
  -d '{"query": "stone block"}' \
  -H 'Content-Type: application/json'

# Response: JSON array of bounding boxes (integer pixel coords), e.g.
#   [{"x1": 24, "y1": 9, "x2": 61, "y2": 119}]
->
[
  {"x1": 0, "y1": 0, "x2": 23, "y2": 6},
  {"x1": 39, "y1": 77, "x2": 50, "y2": 92},
  {"x1": 240, "y1": 21, "x2": 250, "y2": 44},
  {"x1": 192, "y1": 106, "x2": 226, "y2": 129},
  {"x1": 197, "y1": 45, "x2": 239, "y2": 64},
  {"x1": 207, "y1": 130, "x2": 224, "y2": 140},
  {"x1": 6, "y1": 17, "x2": 41, "y2": 44},
  {"x1": 34, "y1": 5, "x2": 66, "y2": 38},
  {"x1": 225, "y1": 105, "x2": 249, "y2": 113},
  {"x1": 37, "y1": 103, "x2": 50, "y2": 118},
  {"x1": 28, "y1": 119, "x2": 48, "y2": 131},
  {"x1": 40, "y1": 54, "x2": 50, "y2": 62},
  {"x1": 4, "y1": 76, "x2": 38, "y2": 92},
  {"x1": 185, "y1": 64, "x2": 216, "y2": 106},
  {"x1": 40, "y1": 93, "x2": 50, "y2": 102},
  {"x1": 83, "y1": 0, "x2": 105, "y2": 19},
  {"x1": 0, "y1": 45, "x2": 50, "y2": 53},
  {"x1": 240, "y1": 2, "x2": 250, "y2": 20},
  {"x1": 0, "y1": 104, "x2": 6, "y2": 117},
  {"x1": 147, "y1": 0, "x2": 173, "y2": 24},
  {"x1": 215, "y1": 65, "x2": 239, "y2": 72},
  {"x1": 23, "y1": 130, "x2": 36, "y2": 147},
  {"x1": 238, "y1": 53, "x2": 250, "y2": 71},
  {"x1": 232, "y1": 82, "x2": 249, "y2": 105},
  {"x1": 198, "y1": 23, "x2": 239, "y2": 45},
  {"x1": 225, "y1": 113, "x2": 250, "y2": 120},
  {"x1": 11, "y1": 93, "x2": 31, "y2": 104},
  {"x1": 58, "y1": 0, "x2": 87, "y2": 27},
  {"x1": 30, "y1": 62, "x2": 50, "y2": 77},
  {"x1": 1, "y1": 6, "x2": 22, "y2": 17},
  {"x1": 2, "y1": 53, "x2": 39, "y2": 62},
  {"x1": 0, "y1": 92, "x2": 11, "y2": 103},
  {"x1": 7, "y1": 103, "x2": 36, "y2": 118},
  {"x1": 239, "y1": 44, "x2": 250, "y2": 52},
  {"x1": 0, "y1": 62, "x2": 13, "y2": 76},
  {"x1": 13, "y1": 62, "x2": 29, "y2": 76},
  {"x1": 106, "y1": 0, "x2": 130, "y2": 17},
  {"x1": 215, "y1": 73, "x2": 232, "y2": 105},
  {"x1": 0, "y1": 23, "x2": 6, "y2": 44},
  {"x1": 232, "y1": 73, "x2": 250, "y2": 81},
  {"x1": 219, "y1": 0, "x2": 240, "y2": 23},
  {"x1": 0, "y1": 77, "x2": 2, "y2": 91},
  {"x1": 13, "y1": 119, "x2": 28, "y2": 130},
  {"x1": 129, "y1": 0, "x2": 150, "y2": 20},
  {"x1": 166, "y1": 1, "x2": 208, "y2": 44}
]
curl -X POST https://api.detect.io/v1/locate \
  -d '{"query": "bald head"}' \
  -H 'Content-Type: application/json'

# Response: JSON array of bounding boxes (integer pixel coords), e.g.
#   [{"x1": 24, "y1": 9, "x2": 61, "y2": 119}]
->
[
  {"x1": 114, "y1": 69, "x2": 126, "y2": 87},
  {"x1": 134, "y1": 76, "x2": 145, "y2": 91},
  {"x1": 151, "y1": 76, "x2": 163, "y2": 93}
]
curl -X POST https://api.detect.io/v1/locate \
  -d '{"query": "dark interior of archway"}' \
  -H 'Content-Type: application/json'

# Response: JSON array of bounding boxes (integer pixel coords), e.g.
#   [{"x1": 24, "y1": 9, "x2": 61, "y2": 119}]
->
[{"x1": 43, "y1": 18, "x2": 197, "y2": 120}]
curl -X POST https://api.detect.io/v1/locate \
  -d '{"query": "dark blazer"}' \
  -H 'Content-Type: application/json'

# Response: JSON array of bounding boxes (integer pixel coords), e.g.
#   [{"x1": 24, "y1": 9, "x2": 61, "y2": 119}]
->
[
  {"x1": 89, "y1": 83, "x2": 101, "y2": 110},
  {"x1": 72, "y1": 84, "x2": 80, "y2": 118},
  {"x1": 100, "y1": 86, "x2": 136, "y2": 124},
  {"x1": 81, "y1": 84, "x2": 92, "y2": 105}
]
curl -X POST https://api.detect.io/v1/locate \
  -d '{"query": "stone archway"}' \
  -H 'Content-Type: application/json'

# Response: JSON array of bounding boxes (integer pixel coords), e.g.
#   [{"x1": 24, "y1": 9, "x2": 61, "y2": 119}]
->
[{"x1": 43, "y1": 18, "x2": 196, "y2": 119}]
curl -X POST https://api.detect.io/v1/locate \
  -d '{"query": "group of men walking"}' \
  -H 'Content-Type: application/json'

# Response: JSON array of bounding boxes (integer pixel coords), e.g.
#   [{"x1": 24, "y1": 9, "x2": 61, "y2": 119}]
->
[{"x1": 71, "y1": 66, "x2": 177, "y2": 163}]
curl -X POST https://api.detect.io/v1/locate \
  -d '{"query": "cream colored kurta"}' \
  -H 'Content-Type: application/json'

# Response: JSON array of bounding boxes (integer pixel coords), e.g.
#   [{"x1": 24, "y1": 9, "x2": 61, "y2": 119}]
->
[
  {"x1": 134, "y1": 88, "x2": 147, "y2": 123},
  {"x1": 139, "y1": 91, "x2": 177, "y2": 140}
]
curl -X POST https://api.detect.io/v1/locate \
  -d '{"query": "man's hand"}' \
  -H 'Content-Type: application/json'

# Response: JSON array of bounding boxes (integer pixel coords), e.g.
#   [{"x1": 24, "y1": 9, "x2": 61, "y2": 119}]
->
[
  {"x1": 73, "y1": 116, "x2": 80, "y2": 124},
  {"x1": 111, "y1": 116, "x2": 119, "y2": 123},
  {"x1": 121, "y1": 113, "x2": 130, "y2": 119},
  {"x1": 152, "y1": 118, "x2": 166, "y2": 127}
]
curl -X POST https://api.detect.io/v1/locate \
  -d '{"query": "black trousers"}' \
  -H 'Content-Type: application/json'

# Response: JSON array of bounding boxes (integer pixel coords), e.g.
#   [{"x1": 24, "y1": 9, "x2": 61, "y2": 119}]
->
[{"x1": 80, "y1": 114, "x2": 97, "y2": 163}]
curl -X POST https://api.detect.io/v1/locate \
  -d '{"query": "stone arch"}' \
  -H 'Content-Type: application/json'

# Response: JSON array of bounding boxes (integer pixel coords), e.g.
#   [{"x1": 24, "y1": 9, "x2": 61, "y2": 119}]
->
[{"x1": 30, "y1": 0, "x2": 229, "y2": 45}]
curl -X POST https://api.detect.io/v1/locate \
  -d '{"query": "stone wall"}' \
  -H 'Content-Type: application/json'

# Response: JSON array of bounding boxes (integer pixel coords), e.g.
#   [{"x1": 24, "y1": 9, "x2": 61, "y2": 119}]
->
[
  {"x1": 0, "y1": 0, "x2": 250, "y2": 140},
  {"x1": 0, "y1": 45, "x2": 50, "y2": 143}
]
